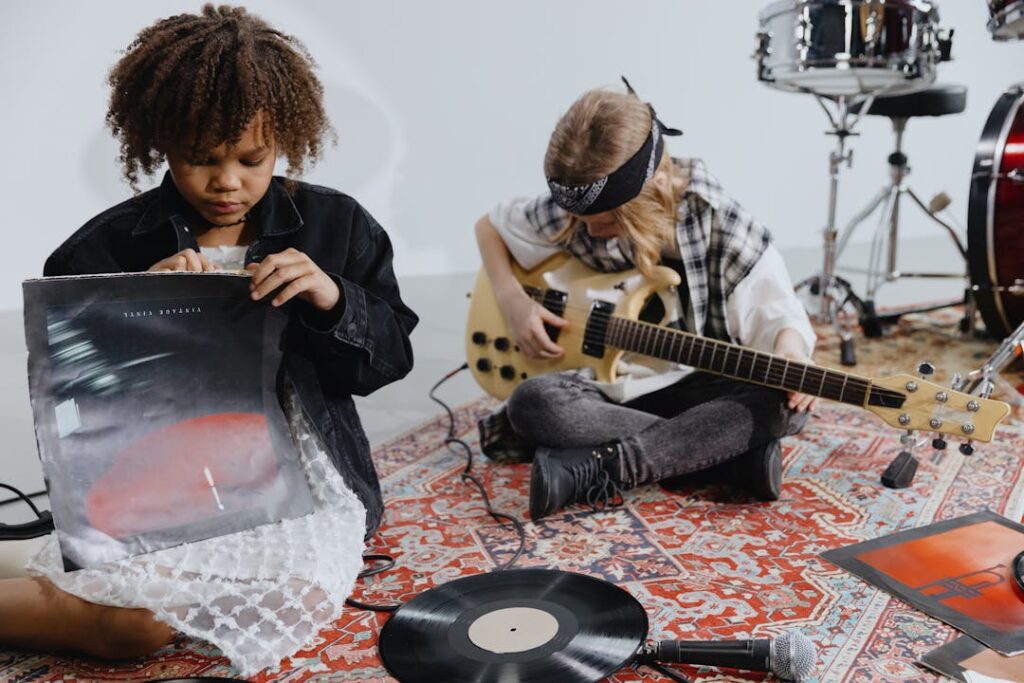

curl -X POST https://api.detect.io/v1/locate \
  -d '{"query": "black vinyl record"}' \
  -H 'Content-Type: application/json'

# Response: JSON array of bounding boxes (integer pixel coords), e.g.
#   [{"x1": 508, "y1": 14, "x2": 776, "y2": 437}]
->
[{"x1": 378, "y1": 568, "x2": 648, "y2": 683}]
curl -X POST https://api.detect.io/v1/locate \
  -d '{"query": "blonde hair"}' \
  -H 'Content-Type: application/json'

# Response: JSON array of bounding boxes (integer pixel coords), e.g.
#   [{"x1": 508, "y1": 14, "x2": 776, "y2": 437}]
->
[{"x1": 545, "y1": 89, "x2": 680, "y2": 276}]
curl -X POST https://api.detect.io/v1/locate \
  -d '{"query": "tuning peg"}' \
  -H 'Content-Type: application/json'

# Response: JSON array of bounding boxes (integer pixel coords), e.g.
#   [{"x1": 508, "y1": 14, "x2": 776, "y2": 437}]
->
[
  {"x1": 918, "y1": 361, "x2": 935, "y2": 378},
  {"x1": 959, "y1": 441, "x2": 974, "y2": 456},
  {"x1": 950, "y1": 372, "x2": 962, "y2": 390},
  {"x1": 932, "y1": 438, "x2": 947, "y2": 450}
]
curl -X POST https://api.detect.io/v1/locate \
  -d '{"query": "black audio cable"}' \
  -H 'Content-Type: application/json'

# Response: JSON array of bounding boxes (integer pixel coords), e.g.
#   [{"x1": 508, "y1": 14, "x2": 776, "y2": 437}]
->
[
  {"x1": 0, "y1": 482, "x2": 54, "y2": 541},
  {"x1": 346, "y1": 363, "x2": 527, "y2": 612}
]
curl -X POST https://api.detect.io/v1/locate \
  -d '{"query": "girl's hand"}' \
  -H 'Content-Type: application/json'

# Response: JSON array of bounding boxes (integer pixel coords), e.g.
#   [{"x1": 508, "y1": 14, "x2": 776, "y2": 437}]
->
[
  {"x1": 499, "y1": 288, "x2": 567, "y2": 360},
  {"x1": 245, "y1": 248, "x2": 341, "y2": 311},
  {"x1": 773, "y1": 328, "x2": 818, "y2": 413},
  {"x1": 148, "y1": 248, "x2": 219, "y2": 273}
]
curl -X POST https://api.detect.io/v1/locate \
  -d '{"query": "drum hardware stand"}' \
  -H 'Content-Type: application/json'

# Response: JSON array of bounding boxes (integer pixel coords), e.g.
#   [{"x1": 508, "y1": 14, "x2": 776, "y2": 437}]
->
[
  {"x1": 794, "y1": 92, "x2": 880, "y2": 366},
  {"x1": 955, "y1": 319, "x2": 1023, "y2": 399},
  {"x1": 832, "y1": 113, "x2": 970, "y2": 338}
]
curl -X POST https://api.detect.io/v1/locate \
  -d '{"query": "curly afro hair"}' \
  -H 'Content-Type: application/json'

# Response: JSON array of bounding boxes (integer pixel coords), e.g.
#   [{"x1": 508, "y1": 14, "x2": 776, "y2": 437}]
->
[{"x1": 107, "y1": 4, "x2": 332, "y2": 190}]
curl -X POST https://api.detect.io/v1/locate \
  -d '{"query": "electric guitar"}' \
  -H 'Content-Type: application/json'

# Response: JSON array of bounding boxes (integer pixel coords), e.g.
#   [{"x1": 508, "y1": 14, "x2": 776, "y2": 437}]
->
[{"x1": 466, "y1": 254, "x2": 1011, "y2": 443}]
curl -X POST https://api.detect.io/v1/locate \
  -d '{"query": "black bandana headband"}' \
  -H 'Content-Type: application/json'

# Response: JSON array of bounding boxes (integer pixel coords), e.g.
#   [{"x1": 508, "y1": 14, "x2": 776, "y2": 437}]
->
[{"x1": 547, "y1": 77, "x2": 683, "y2": 216}]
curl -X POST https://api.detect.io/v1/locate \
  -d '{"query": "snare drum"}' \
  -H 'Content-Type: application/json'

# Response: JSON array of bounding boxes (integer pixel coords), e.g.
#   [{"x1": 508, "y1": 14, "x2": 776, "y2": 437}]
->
[
  {"x1": 757, "y1": 0, "x2": 941, "y2": 97},
  {"x1": 988, "y1": 0, "x2": 1024, "y2": 40}
]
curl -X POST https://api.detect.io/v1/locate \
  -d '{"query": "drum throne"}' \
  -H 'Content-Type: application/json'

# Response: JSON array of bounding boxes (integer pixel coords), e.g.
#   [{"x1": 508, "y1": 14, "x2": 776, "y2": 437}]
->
[{"x1": 841, "y1": 84, "x2": 971, "y2": 336}]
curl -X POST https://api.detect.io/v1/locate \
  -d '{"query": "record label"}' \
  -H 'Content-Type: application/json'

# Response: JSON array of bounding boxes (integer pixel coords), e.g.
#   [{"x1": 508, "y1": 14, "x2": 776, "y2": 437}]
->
[
  {"x1": 378, "y1": 568, "x2": 648, "y2": 683},
  {"x1": 467, "y1": 606, "x2": 561, "y2": 653}
]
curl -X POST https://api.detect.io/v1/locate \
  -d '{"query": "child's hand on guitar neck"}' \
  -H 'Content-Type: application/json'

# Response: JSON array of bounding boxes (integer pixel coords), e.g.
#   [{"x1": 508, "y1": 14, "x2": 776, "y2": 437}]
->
[
  {"x1": 500, "y1": 289, "x2": 568, "y2": 360},
  {"x1": 774, "y1": 327, "x2": 818, "y2": 413}
]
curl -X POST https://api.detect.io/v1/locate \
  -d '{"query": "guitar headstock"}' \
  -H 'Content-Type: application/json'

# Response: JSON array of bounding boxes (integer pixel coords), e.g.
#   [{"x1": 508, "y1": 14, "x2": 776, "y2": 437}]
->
[{"x1": 866, "y1": 374, "x2": 1010, "y2": 443}]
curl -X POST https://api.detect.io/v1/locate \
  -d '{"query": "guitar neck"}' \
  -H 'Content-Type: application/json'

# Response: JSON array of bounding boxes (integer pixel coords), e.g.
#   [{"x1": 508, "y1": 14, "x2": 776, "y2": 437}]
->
[{"x1": 605, "y1": 316, "x2": 874, "y2": 406}]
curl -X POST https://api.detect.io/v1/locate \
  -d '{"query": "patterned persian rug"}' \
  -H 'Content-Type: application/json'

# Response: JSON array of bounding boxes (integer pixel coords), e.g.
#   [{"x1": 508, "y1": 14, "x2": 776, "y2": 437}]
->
[{"x1": 3, "y1": 307, "x2": 1024, "y2": 682}]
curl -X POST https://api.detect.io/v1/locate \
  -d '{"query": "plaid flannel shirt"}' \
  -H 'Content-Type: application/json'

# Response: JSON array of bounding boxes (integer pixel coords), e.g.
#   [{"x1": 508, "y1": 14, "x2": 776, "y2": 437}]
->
[{"x1": 518, "y1": 157, "x2": 770, "y2": 341}]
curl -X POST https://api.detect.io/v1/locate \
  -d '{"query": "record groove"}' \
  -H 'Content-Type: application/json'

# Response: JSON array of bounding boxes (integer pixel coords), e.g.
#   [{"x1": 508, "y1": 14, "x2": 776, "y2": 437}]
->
[{"x1": 379, "y1": 568, "x2": 648, "y2": 683}]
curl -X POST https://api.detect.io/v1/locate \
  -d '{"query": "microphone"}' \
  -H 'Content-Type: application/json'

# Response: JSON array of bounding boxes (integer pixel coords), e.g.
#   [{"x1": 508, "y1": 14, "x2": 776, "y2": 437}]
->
[{"x1": 640, "y1": 630, "x2": 816, "y2": 682}]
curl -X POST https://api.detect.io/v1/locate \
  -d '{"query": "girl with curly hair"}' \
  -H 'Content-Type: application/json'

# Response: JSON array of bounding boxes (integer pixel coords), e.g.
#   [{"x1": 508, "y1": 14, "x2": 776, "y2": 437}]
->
[{"x1": 0, "y1": 4, "x2": 416, "y2": 674}]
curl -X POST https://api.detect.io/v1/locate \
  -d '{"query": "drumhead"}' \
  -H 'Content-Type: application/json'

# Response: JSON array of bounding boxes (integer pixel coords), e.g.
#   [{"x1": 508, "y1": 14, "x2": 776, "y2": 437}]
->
[
  {"x1": 967, "y1": 86, "x2": 1024, "y2": 338},
  {"x1": 766, "y1": 66, "x2": 931, "y2": 97}
]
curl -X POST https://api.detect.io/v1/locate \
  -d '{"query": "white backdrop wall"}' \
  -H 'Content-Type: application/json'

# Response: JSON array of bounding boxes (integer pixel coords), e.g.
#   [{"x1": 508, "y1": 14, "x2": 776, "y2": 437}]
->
[{"x1": 0, "y1": 0, "x2": 1020, "y2": 312}]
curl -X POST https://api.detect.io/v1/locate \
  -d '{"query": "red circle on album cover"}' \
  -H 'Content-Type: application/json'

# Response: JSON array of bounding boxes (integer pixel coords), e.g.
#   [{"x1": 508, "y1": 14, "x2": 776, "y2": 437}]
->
[{"x1": 86, "y1": 412, "x2": 279, "y2": 538}]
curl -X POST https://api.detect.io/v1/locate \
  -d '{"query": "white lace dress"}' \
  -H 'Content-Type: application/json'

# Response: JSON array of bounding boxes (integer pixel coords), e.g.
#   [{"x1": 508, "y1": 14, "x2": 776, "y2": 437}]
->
[{"x1": 28, "y1": 246, "x2": 368, "y2": 676}]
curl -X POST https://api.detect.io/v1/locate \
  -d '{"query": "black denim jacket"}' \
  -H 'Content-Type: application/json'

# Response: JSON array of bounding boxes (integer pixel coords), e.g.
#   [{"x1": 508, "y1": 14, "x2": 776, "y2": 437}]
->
[{"x1": 44, "y1": 173, "x2": 419, "y2": 537}]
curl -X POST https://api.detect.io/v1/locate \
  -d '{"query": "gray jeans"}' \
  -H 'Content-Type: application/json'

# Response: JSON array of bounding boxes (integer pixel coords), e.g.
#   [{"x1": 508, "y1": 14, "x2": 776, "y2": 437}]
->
[{"x1": 505, "y1": 371, "x2": 809, "y2": 488}]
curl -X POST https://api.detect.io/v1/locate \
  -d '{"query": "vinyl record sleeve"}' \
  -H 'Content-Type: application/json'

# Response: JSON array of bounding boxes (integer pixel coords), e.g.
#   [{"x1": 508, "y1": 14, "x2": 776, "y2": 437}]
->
[
  {"x1": 23, "y1": 272, "x2": 314, "y2": 570},
  {"x1": 920, "y1": 635, "x2": 1024, "y2": 683},
  {"x1": 823, "y1": 510, "x2": 1024, "y2": 655}
]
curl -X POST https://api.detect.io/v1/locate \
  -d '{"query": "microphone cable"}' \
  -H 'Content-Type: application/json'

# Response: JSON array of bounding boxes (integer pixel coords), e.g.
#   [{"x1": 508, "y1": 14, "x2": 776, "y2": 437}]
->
[
  {"x1": 0, "y1": 482, "x2": 54, "y2": 542},
  {"x1": 346, "y1": 363, "x2": 526, "y2": 612}
]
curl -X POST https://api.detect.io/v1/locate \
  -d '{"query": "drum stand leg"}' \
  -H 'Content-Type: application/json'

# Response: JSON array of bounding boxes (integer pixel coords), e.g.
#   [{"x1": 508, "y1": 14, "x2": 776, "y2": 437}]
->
[
  {"x1": 831, "y1": 117, "x2": 968, "y2": 335},
  {"x1": 795, "y1": 95, "x2": 874, "y2": 366}
]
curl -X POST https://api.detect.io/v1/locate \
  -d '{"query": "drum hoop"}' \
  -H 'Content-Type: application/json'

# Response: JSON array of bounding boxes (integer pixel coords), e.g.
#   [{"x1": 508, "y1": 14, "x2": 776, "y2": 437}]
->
[
  {"x1": 765, "y1": 56, "x2": 927, "y2": 70},
  {"x1": 759, "y1": 0, "x2": 937, "y2": 23},
  {"x1": 985, "y1": 93, "x2": 1024, "y2": 333}
]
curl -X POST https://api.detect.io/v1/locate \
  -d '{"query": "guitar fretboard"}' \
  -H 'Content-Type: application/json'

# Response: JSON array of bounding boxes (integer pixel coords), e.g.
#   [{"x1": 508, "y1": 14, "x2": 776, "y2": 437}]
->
[{"x1": 601, "y1": 315, "x2": 893, "y2": 407}]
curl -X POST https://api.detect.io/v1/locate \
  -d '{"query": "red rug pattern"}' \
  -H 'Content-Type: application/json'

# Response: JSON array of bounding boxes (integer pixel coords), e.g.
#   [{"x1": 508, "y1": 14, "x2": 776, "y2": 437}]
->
[{"x1": 3, "y1": 308, "x2": 1024, "y2": 682}]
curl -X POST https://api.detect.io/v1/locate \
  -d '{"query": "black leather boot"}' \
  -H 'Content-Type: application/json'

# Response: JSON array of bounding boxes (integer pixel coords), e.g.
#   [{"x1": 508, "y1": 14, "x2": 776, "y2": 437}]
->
[
  {"x1": 529, "y1": 443, "x2": 624, "y2": 520},
  {"x1": 726, "y1": 439, "x2": 783, "y2": 501}
]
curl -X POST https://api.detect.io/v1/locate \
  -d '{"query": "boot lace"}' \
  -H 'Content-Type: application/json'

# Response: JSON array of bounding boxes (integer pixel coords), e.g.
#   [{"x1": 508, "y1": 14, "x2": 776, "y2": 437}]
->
[{"x1": 567, "y1": 455, "x2": 624, "y2": 512}]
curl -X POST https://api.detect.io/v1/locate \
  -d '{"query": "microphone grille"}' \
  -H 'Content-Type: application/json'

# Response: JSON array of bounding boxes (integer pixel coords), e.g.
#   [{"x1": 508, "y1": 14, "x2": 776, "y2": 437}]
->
[{"x1": 771, "y1": 630, "x2": 817, "y2": 681}]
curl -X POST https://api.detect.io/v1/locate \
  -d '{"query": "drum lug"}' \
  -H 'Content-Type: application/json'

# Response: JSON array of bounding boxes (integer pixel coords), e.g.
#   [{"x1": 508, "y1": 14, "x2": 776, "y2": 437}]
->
[{"x1": 753, "y1": 30, "x2": 772, "y2": 58}]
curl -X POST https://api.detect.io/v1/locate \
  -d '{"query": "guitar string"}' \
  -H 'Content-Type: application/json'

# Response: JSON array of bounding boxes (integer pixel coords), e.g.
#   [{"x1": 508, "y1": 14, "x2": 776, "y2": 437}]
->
[
  {"x1": 519, "y1": 286, "x2": 888, "y2": 399},
  {"x1": 507, "y1": 303, "x2": 872, "y2": 400},
  {"x1": 492, "y1": 293, "x2": 885, "y2": 402}
]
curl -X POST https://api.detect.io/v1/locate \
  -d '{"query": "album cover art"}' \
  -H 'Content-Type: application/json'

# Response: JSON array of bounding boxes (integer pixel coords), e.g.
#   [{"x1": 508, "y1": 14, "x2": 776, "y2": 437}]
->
[
  {"x1": 23, "y1": 272, "x2": 314, "y2": 570},
  {"x1": 921, "y1": 635, "x2": 1024, "y2": 682},
  {"x1": 822, "y1": 510, "x2": 1024, "y2": 654}
]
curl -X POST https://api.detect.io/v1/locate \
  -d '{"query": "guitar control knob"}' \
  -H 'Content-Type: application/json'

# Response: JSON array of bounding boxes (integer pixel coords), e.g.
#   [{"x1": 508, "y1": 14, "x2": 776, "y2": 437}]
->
[
  {"x1": 476, "y1": 358, "x2": 492, "y2": 372},
  {"x1": 471, "y1": 331, "x2": 487, "y2": 345},
  {"x1": 499, "y1": 365, "x2": 516, "y2": 380},
  {"x1": 932, "y1": 438, "x2": 946, "y2": 450},
  {"x1": 494, "y1": 337, "x2": 511, "y2": 352},
  {"x1": 959, "y1": 442, "x2": 975, "y2": 456},
  {"x1": 918, "y1": 361, "x2": 935, "y2": 377}
]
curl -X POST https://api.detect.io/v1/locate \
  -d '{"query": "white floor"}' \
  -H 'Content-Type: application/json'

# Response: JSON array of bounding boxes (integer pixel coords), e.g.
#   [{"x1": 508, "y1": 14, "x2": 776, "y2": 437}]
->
[{"x1": 0, "y1": 233, "x2": 969, "y2": 526}]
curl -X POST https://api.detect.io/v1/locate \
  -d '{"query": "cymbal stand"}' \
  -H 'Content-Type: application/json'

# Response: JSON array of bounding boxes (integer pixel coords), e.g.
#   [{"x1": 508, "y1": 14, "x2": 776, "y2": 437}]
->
[
  {"x1": 794, "y1": 92, "x2": 878, "y2": 366},
  {"x1": 956, "y1": 319, "x2": 1024, "y2": 399}
]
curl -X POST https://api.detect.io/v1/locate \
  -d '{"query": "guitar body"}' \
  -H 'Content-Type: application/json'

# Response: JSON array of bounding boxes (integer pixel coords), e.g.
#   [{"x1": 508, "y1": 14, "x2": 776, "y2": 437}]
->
[{"x1": 466, "y1": 254, "x2": 681, "y2": 401}]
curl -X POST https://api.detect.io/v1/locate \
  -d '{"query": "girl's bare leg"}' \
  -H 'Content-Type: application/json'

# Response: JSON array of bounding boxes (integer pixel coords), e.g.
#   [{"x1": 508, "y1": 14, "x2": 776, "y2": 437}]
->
[{"x1": 0, "y1": 577, "x2": 173, "y2": 659}]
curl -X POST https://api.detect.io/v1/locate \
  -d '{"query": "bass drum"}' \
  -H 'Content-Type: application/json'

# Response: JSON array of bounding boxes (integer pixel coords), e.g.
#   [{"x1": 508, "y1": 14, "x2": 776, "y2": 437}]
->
[{"x1": 968, "y1": 84, "x2": 1024, "y2": 338}]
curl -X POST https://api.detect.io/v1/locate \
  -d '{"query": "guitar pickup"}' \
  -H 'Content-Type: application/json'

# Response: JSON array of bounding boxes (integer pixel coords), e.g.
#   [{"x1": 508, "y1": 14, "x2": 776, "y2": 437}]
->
[
  {"x1": 583, "y1": 300, "x2": 614, "y2": 358},
  {"x1": 542, "y1": 289, "x2": 568, "y2": 342}
]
